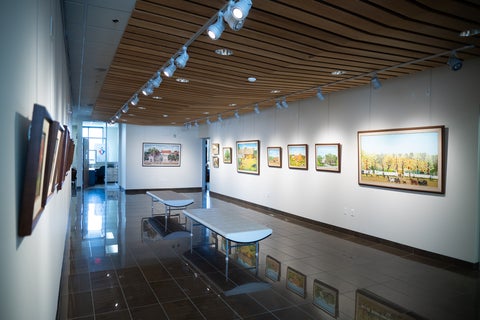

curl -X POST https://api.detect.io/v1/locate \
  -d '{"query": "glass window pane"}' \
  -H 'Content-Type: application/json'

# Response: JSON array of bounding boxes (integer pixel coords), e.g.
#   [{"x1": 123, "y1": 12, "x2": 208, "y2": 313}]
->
[{"x1": 89, "y1": 127, "x2": 103, "y2": 138}]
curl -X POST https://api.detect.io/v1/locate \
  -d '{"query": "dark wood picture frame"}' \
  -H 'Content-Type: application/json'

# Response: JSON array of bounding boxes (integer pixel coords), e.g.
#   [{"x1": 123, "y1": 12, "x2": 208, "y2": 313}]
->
[
  {"x1": 315, "y1": 143, "x2": 341, "y2": 172},
  {"x1": 265, "y1": 255, "x2": 281, "y2": 282},
  {"x1": 19, "y1": 104, "x2": 53, "y2": 236},
  {"x1": 267, "y1": 146, "x2": 282, "y2": 168},
  {"x1": 212, "y1": 143, "x2": 220, "y2": 155},
  {"x1": 55, "y1": 125, "x2": 68, "y2": 190},
  {"x1": 287, "y1": 144, "x2": 308, "y2": 170},
  {"x1": 236, "y1": 140, "x2": 260, "y2": 175},
  {"x1": 223, "y1": 147, "x2": 232, "y2": 164},
  {"x1": 358, "y1": 125, "x2": 445, "y2": 193},
  {"x1": 142, "y1": 143, "x2": 181, "y2": 167},
  {"x1": 43, "y1": 121, "x2": 62, "y2": 205}
]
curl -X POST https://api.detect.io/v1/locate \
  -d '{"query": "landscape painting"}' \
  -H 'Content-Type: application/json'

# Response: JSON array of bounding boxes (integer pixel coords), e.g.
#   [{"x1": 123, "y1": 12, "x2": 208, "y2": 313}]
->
[
  {"x1": 313, "y1": 279, "x2": 339, "y2": 318},
  {"x1": 315, "y1": 143, "x2": 341, "y2": 172},
  {"x1": 286, "y1": 266, "x2": 306, "y2": 298},
  {"x1": 143, "y1": 143, "x2": 181, "y2": 167},
  {"x1": 236, "y1": 140, "x2": 260, "y2": 174},
  {"x1": 358, "y1": 126, "x2": 444, "y2": 193},
  {"x1": 267, "y1": 147, "x2": 282, "y2": 167},
  {"x1": 287, "y1": 144, "x2": 308, "y2": 170}
]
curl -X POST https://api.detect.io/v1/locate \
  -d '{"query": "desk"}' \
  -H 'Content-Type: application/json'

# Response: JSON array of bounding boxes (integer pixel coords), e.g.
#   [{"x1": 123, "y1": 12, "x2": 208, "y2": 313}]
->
[
  {"x1": 183, "y1": 207, "x2": 272, "y2": 280},
  {"x1": 146, "y1": 191, "x2": 194, "y2": 231}
]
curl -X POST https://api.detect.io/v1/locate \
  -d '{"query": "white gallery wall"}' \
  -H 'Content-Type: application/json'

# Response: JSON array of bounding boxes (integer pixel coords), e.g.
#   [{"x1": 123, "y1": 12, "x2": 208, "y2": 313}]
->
[
  {"x1": 121, "y1": 124, "x2": 203, "y2": 190},
  {"x1": 205, "y1": 59, "x2": 480, "y2": 264},
  {"x1": 0, "y1": 0, "x2": 72, "y2": 319}
]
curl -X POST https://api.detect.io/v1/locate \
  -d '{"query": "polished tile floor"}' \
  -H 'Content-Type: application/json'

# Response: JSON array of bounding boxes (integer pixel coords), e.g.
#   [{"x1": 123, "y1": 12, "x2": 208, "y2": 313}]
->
[{"x1": 57, "y1": 185, "x2": 480, "y2": 319}]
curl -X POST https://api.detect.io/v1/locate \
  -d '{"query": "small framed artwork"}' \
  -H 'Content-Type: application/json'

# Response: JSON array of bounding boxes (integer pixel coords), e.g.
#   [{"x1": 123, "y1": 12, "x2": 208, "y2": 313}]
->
[
  {"x1": 43, "y1": 121, "x2": 62, "y2": 205},
  {"x1": 212, "y1": 143, "x2": 220, "y2": 155},
  {"x1": 286, "y1": 266, "x2": 307, "y2": 298},
  {"x1": 142, "y1": 143, "x2": 181, "y2": 167},
  {"x1": 267, "y1": 147, "x2": 282, "y2": 168},
  {"x1": 313, "y1": 279, "x2": 339, "y2": 318},
  {"x1": 19, "y1": 104, "x2": 53, "y2": 236},
  {"x1": 287, "y1": 144, "x2": 308, "y2": 170},
  {"x1": 212, "y1": 156, "x2": 219, "y2": 168},
  {"x1": 358, "y1": 126, "x2": 445, "y2": 193},
  {"x1": 55, "y1": 125, "x2": 68, "y2": 190},
  {"x1": 236, "y1": 140, "x2": 260, "y2": 175},
  {"x1": 235, "y1": 244, "x2": 257, "y2": 269},
  {"x1": 315, "y1": 143, "x2": 341, "y2": 172},
  {"x1": 355, "y1": 289, "x2": 424, "y2": 320},
  {"x1": 223, "y1": 147, "x2": 232, "y2": 164},
  {"x1": 265, "y1": 255, "x2": 281, "y2": 282}
]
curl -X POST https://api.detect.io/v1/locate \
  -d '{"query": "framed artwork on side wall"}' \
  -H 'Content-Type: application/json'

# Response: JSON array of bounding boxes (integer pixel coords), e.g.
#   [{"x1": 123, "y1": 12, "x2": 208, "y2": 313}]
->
[
  {"x1": 236, "y1": 140, "x2": 260, "y2": 174},
  {"x1": 287, "y1": 144, "x2": 308, "y2": 170},
  {"x1": 315, "y1": 143, "x2": 341, "y2": 172},
  {"x1": 358, "y1": 125, "x2": 445, "y2": 193}
]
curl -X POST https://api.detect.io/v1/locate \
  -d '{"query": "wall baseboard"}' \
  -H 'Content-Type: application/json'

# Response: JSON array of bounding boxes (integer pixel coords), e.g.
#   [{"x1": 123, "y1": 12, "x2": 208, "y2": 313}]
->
[{"x1": 210, "y1": 191, "x2": 479, "y2": 273}]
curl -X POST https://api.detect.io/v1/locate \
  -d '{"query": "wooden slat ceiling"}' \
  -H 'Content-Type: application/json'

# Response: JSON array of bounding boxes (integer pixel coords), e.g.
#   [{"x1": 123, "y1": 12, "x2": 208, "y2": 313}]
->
[{"x1": 92, "y1": 0, "x2": 480, "y2": 126}]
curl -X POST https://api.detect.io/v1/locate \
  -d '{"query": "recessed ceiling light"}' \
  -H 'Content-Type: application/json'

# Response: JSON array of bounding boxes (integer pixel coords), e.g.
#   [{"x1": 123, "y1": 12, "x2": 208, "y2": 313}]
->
[
  {"x1": 203, "y1": 111, "x2": 210, "y2": 115},
  {"x1": 270, "y1": 89, "x2": 281, "y2": 94},
  {"x1": 137, "y1": 106, "x2": 146, "y2": 110},
  {"x1": 229, "y1": 103, "x2": 237, "y2": 107},
  {"x1": 331, "y1": 70, "x2": 346, "y2": 75},
  {"x1": 215, "y1": 48, "x2": 233, "y2": 56},
  {"x1": 248, "y1": 77, "x2": 256, "y2": 82},
  {"x1": 163, "y1": 114, "x2": 168, "y2": 118},
  {"x1": 152, "y1": 96, "x2": 162, "y2": 100},
  {"x1": 176, "y1": 78, "x2": 189, "y2": 83}
]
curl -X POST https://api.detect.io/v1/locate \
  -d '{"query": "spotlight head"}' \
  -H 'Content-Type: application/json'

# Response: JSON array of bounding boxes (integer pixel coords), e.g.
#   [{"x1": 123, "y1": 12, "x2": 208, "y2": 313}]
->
[
  {"x1": 276, "y1": 101, "x2": 282, "y2": 109},
  {"x1": 254, "y1": 104, "x2": 260, "y2": 114},
  {"x1": 281, "y1": 99, "x2": 288, "y2": 109},
  {"x1": 121, "y1": 104, "x2": 129, "y2": 113},
  {"x1": 217, "y1": 114, "x2": 223, "y2": 122},
  {"x1": 234, "y1": 111, "x2": 240, "y2": 119},
  {"x1": 371, "y1": 74, "x2": 381, "y2": 89},
  {"x1": 232, "y1": 0, "x2": 252, "y2": 20},
  {"x1": 163, "y1": 59, "x2": 176, "y2": 78},
  {"x1": 207, "y1": 12, "x2": 225, "y2": 40},
  {"x1": 130, "y1": 94, "x2": 139, "y2": 106},
  {"x1": 141, "y1": 82, "x2": 154, "y2": 96},
  {"x1": 151, "y1": 72, "x2": 163, "y2": 88},
  {"x1": 447, "y1": 52, "x2": 463, "y2": 71},
  {"x1": 316, "y1": 88, "x2": 325, "y2": 101},
  {"x1": 175, "y1": 47, "x2": 189, "y2": 69},
  {"x1": 223, "y1": 6, "x2": 245, "y2": 31},
  {"x1": 206, "y1": 118, "x2": 211, "y2": 125}
]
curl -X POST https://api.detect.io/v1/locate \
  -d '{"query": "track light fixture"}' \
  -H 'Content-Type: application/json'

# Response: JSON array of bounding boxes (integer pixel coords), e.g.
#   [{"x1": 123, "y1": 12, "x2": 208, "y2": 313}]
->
[
  {"x1": 223, "y1": 5, "x2": 244, "y2": 31},
  {"x1": 175, "y1": 46, "x2": 189, "y2": 69},
  {"x1": 163, "y1": 58, "x2": 176, "y2": 78},
  {"x1": 121, "y1": 104, "x2": 129, "y2": 113},
  {"x1": 254, "y1": 104, "x2": 260, "y2": 114},
  {"x1": 316, "y1": 88, "x2": 325, "y2": 101},
  {"x1": 447, "y1": 51, "x2": 463, "y2": 71},
  {"x1": 281, "y1": 98, "x2": 288, "y2": 109},
  {"x1": 130, "y1": 94, "x2": 139, "y2": 106},
  {"x1": 151, "y1": 72, "x2": 163, "y2": 88},
  {"x1": 234, "y1": 111, "x2": 240, "y2": 119},
  {"x1": 142, "y1": 81, "x2": 154, "y2": 96},
  {"x1": 232, "y1": 0, "x2": 252, "y2": 20},
  {"x1": 207, "y1": 11, "x2": 225, "y2": 40},
  {"x1": 371, "y1": 73, "x2": 382, "y2": 89},
  {"x1": 218, "y1": 114, "x2": 223, "y2": 122},
  {"x1": 276, "y1": 101, "x2": 282, "y2": 109},
  {"x1": 206, "y1": 117, "x2": 211, "y2": 125}
]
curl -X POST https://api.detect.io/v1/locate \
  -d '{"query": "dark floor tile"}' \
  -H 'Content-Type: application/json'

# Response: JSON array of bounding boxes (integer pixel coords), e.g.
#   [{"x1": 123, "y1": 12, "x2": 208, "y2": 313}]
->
[
  {"x1": 68, "y1": 272, "x2": 91, "y2": 293},
  {"x1": 92, "y1": 287, "x2": 128, "y2": 314},
  {"x1": 161, "y1": 257, "x2": 193, "y2": 278},
  {"x1": 95, "y1": 309, "x2": 132, "y2": 320},
  {"x1": 117, "y1": 267, "x2": 147, "y2": 286},
  {"x1": 249, "y1": 289, "x2": 295, "y2": 311},
  {"x1": 89, "y1": 255, "x2": 114, "y2": 272},
  {"x1": 162, "y1": 299, "x2": 205, "y2": 320},
  {"x1": 175, "y1": 275, "x2": 214, "y2": 298},
  {"x1": 67, "y1": 291, "x2": 93, "y2": 319},
  {"x1": 191, "y1": 294, "x2": 239, "y2": 319},
  {"x1": 90, "y1": 269, "x2": 119, "y2": 290},
  {"x1": 150, "y1": 279, "x2": 187, "y2": 303},
  {"x1": 243, "y1": 313, "x2": 278, "y2": 320},
  {"x1": 131, "y1": 304, "x2": 168, "y2": 320},
  {"x1": 272, "y1": 306, "x2": 315, "y2": 320},
  {"x1": 70, "y1": 258, "x2": 90, "y2": 274},
  {"x1": 223, "y1": 294, "x2": 268, "y2": 318},
  {"x1": 123, "y1": 283, "x2": 158, "y2": 308},
  {"x1": 140, "y1": 263, "x2": 172, "y2": 282}
]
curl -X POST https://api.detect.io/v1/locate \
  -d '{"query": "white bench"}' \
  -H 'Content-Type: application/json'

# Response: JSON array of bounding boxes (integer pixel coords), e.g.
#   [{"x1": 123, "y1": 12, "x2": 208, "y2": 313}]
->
[{"x1": 146, "y1": 191, "x2": 194, "y2": 231}]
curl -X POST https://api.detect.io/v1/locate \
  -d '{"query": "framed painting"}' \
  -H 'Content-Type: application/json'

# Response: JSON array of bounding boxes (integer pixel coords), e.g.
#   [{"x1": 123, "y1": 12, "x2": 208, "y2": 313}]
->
[
  {"x1": 355, "y1": 289, "x2": 425, "y2": 320},
  {"x1": 223, "y1": 147, "x2": 232, "y2": 164},
  {"x1": 236, "y1": 140, "x2": 260, "y2": 175},
  {"x1": 212, "y1": 143, "x2": 220, "y2": 155},
  {"x1": 286, "y1": 266, "x2": 307, "y2": 298},
  {"x1": 55, "y1": 125, "x2": 68, "y2": 190},
  {"x1": 43, "y1": 121, "x2": 62, "y2": 205},
  {"x1": 212, "y1": 156, "x2": 219, "y2": 168},
  {"x1": 235, "y1": 244, "x2": 257, "y2": 269},
  {"x1": 19, "y1": 104, "x2": 53, "y2": 236},
  {"x1": 142, "y1": 143, "x2": 181, "y2": 167},
  {"x1": 267, "y1": 146, "x2": 282, "y2": 168},
  {"x1": 287, "y1": 144, "x2": 308, "y2": 170},
  {"x1": 313, "y1": 279, "x2": 339, "y2": 318},
  {"x1": 265, "y1": 255, "x2": 281, "y2": 282},
  {"x1": 315, "y1": 143, "x2": 341, "y2": 172},
  {"x1": 358, "y1": 126, "x2": 445, "y2": 193}
]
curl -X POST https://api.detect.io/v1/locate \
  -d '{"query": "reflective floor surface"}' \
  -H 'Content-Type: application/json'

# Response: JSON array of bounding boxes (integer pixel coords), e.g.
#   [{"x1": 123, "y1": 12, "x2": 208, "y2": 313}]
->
[{"x1": 57, "y1": 185, "x2": 480, "y2": 319}]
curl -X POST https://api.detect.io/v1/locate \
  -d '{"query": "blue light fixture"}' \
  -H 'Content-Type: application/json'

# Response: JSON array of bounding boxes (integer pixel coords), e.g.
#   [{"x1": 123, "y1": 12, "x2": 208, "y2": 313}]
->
[
  {"x1": 175, "y1": 46, "x2": 189, "y2": 69},
  {"x1": 371, "y1": 73, "x2": 381, "y2": 89},
  {"x1": 163, "y1": 58, "x2": 176, "y2": 78},
  {"x1": 316, "y1": 88, "x2": 325, "y2": 101},
  {"x1": 207, "y1": 11, "x2": 225, "y2": 40},
  {"x1": 232, "y1": 0, "x2": 252, "y2": 20}
]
